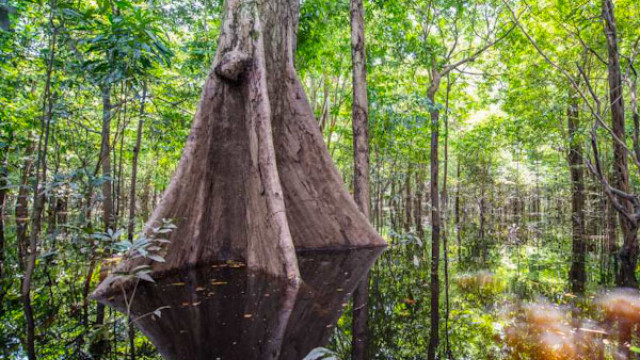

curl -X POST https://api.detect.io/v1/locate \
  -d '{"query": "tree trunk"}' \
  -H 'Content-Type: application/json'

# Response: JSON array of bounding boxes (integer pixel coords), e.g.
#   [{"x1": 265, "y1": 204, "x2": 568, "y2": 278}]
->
[
  {"x1": 0, "y1": 161, "x2": 6, "y2": 306},
  {"x1": 606, "y1": 194, "x2": 619, "y2": 283},
  {"x1": 95, "y1": 0, "x2": 385, "y2": 299},
  {"x1": 603, "y1": 0, "x2": 638, "y2": 288},
  {"x1": 455, "y1": 160, "x2": 462, "y2": 265},
  {"x1": 415, "y1": 166, "x2": 425, "y2": 242},
  {"x1": 441, "y1": 75, "x2": 451, "y2": 212},
  {"x1": 427, "y1": 73, "x2": 442, "y2": 360},
  {"x1": 124, "y1": 82, "x2": 147, "y2": 360},
  {"x1": 16, "y1": 154, "x2": 34, "y2": 273},
  {"x1": 479, "y1": 184, "x2": 486, "y2": 263},
  {"x1": 100, "y1": 84, "x2": 113, "y2": 233},
  {"x1": 350, "y1": 0, "x2": 372, "y2": 358},
  {"x1": 127, "y1": 82, "x2": 147, "y2": 241},
  {"x1": 22, "y1": 20, "x2": 56, "y2": 357},
  {"x1": 91, "y1": 82, "x2": 113, "y2": 360},
  {"x1": 567, "y1": 91, "x2": 587, "y2": 294},
  {"x1": 404, "y1": 164, "x2": 413, "y2": 233}
]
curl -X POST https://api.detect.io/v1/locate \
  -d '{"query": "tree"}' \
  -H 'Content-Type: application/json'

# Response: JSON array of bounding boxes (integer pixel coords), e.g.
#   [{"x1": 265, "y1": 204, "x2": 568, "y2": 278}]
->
[
  {"x1": 417, "y1": 3, "x2": 515, "y2": 358},
  {"x1": 349, "y1": 0, "x2": 372, "y2": 359},
  {"x1": 567, "y1": 87, "x2": 586, "y2": 294},
  {"x1": 94, "y1": 0, "x2": 386, "y2": 298},
  {"x1": 602, "y1": 0, "x2": 637, "y2": 288}
]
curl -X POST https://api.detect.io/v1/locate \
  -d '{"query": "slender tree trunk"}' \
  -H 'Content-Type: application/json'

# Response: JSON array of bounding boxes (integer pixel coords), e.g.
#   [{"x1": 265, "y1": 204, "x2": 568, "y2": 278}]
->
[
  {"x1": 16, "y1": 154, "x2": 34, "y2": 273},
  {"x1": 22, "y1": 18, "x2": 56, "y2": 358},
  {"x1": 128, "y1": 82, "x2": 147, "y2": 242},
  {"x1": 567, "y1": 90, "x2": 587, "y2": 294},
  {"x1": 350, "y1": 0, "x2": 372, "y2": 358},
  {"x1": 441, "y1": 74, "x2": 451, "y2": 211},
  {"x1": 607, "y1": 193, "x2": 619, "y2": 282},
  {"x1": 100, "y1": 84, "x2": 114, "y2": 233},
  {"x1": 603, "y1": 0, "x2": 638, "y2": 288},
  {"x1": 128, "y1": 316, "x2": 136, "y2": 360},
  {"x1": 443, "y1": 222, "x2": 452, "y2": 360},
  {"x1": 455, "y1": 160, "x2": 462, "y2": 265},
  {"x1": 404, "y1": 164, "x2": 413, "y2": 233},
  {"x1": 415, "y1": 166, "x2": 425, "y2": 242},
  {"x1": 479, "y1": 183, "x2": 487, "y2": 263},
  {"x1": 427, "y1": 72, "x2": 442, "y2": 360},
  {"x1": 91, "y1": 83, "x2": 113, "y2": 359},
  {"x1": 0, "y1": 160, "x2": 6, "y2": 307},
  {"x1": 124, "y1": 82, "x2": 147, "y2": 360}
]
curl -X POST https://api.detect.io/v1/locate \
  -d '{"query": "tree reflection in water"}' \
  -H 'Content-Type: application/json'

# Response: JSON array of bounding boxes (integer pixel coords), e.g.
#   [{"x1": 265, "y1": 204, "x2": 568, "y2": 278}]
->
[{"x1": 93, "y1": 248, "x2": 383, "y2": 360}]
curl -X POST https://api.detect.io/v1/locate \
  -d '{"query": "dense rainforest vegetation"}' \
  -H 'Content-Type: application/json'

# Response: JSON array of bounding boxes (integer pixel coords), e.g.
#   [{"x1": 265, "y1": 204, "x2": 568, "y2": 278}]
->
[{"x1": 1, "y1": 0, "x2": 640, "y2": 359}]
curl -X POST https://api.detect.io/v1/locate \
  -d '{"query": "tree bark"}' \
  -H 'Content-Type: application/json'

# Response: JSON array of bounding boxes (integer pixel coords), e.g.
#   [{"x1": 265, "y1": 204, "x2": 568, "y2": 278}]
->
[
  {"x1": 455, "y1": 160, "x2": 462, "y2": 265},
  {"x1": 350, "y1": 0, "x2": 372, "y2": 358},
  {"x1": 567, "y1": 90, "x2": 587, "y2": 294},
  {"x1": 441, "y1": 74, "x2": 451, "y2": 211},
  {"x1": 95, "y1": 0, "x2": 385, "y2": 299},
  {"x1": 404, "y1": 164, "x2": 413, "y2": 233},
  {"x1": 415, "y1": 166, "x2": 425, "y2": 242},
  {"x1": 21, "y1": 19, "x2": 56, "y2": 357},
  {"x1": 100, "y1": 84, "x2": 113, "y2": 233},
  {"x1": 427, "y1": 73, "x2": 442, "y2": 360},
  {"x1": 603, "y1": 0, "x2": 638, "y2": 288},
  {"x1": 0, "y1": 160, "x2": 6, "y2": 307},
  {"x1": 91, "y1": 81, "x2": 113, "y2": 360},
  {"x1": 127, "y1": 82, "x2": 147, "y2": 241},
  {"x1": 16, "y1": 154, "x2": 34, "y2": 274}
]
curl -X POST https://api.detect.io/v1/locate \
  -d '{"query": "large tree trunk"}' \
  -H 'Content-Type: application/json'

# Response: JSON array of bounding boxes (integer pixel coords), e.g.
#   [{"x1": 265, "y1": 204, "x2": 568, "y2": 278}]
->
[
  {"x1": 95, "y1": 0, "x2": 385, "y2": 298},
  {"x1": 567, "y1": 91, "x2": 587, "y2": 294},
  {"x1": 603, "y1": 0, "x2": 638, "y2": 288},
  {"x1": 349, "y1": 0, "x2": 371, "y2": 358}
]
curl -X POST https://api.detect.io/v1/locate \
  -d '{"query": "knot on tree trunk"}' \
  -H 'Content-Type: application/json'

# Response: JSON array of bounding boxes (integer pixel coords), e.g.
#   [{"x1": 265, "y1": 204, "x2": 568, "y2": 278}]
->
[{"x1": 214, "y1": 50, "x2": 252, "y2": 83}]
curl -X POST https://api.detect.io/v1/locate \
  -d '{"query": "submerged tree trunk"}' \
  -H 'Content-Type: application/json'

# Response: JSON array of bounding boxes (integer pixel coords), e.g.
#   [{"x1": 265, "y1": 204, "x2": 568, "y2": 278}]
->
[
  {"x1": 567, "y1": 91, "x2": 587, "y2": 294},
  {"x1": 95, "y1": 0, "x2": 385, "y2": 299},
  {"x1": 350, "y1": 0, "x2": 371, "y2": 358},
  {"x1": 603, "y1": 0, "x2": 638, "y2": 288}
]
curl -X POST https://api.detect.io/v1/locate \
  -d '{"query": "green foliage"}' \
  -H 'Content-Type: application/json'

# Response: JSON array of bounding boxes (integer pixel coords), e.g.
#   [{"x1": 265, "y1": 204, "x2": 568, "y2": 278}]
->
[{"x1": 2, "y1": 0, "x2": 639, "y2": 358}]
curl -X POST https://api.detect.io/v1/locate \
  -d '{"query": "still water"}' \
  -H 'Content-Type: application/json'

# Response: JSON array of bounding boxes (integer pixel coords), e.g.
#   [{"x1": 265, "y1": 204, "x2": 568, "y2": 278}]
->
[
  {"x1": 96, "y1": 249, "x2": 383, "y2": 360},
  {"x1": 362, "y1": 241, "x2": 640, "y2": 360},
  {"x1": 96, "y1": 240, "x2": 640, "y2": 359}
]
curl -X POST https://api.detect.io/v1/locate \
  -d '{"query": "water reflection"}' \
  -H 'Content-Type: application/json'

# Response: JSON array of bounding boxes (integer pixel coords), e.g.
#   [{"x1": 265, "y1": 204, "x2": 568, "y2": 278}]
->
[
  {"x1": 366, "y1": 244, "x2": 640, "y2": 360},
  {"x1": 95, "y1": 248, "x2": 383, "y2": 360},
  {"x1": 501, "y1": 289, "x2": 640, "y2": 360}
]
